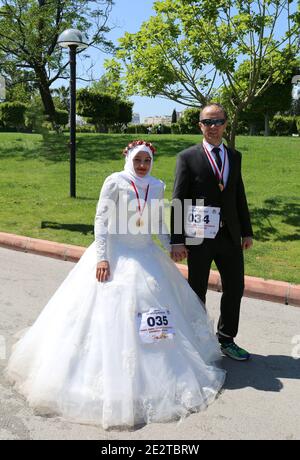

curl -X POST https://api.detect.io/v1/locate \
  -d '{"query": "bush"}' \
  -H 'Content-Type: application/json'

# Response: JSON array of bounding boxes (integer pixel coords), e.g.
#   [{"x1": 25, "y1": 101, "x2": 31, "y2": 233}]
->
[
  {"x1": 0, "y1": 102, "x2": 28, "y2": 130},
  {"x1": 155, "y1": 124, "x2": 171, "y2": 134},
  {"x1": 236, "y1": 120, "x2": 251, "y2": 135},
  {"x1": 171, "y1": 123, "x2": 181, "y2": 134},
  {"x1": 24, "y1": 103, "x2": 47, "y2": 133},
  {"x1": 54, "y1": 109, "x2": 68, "y2": 127},
  {"x1": 178, "y1": 107, "x2": 201, "y2": 134},
  {"x1": 270, "y1": 115, "x2": 298, "y2": 136},
  {"x1": 75, "y1": 124, "x2": 96, "y2": 133},
  {"x1": 126, "y1": 124, "x2": 149, "y2": 134},
  {"x1": 108, "y1": 125, "x2": 124, "y2": 134}
]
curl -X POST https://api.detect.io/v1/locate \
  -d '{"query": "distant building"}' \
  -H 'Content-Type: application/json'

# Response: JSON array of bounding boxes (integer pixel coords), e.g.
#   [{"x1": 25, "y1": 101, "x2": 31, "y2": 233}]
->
[
  {"x1": 130, "y1": 113, "x2": 141, "y2": 125},
  {"x1": 144, "y1": 115, "x2": 171, "y2": 126},
  {"x1": 144, "y1": 112, "x2": 183, "y2": 126}
]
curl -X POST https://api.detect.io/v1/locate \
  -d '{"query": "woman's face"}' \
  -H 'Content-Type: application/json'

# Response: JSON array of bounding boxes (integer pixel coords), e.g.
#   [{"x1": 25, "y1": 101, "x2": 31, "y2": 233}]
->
[{"x1": 133, "y1": 151, "x2": 152, "y2": 177}]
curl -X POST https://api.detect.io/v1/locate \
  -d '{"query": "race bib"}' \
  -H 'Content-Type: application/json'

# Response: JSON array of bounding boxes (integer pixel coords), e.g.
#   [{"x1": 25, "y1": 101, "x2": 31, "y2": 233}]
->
[
  {"x1": 137, "y1": 308, "x2": 175, "y2": 344},
  {"x1": 185, "y1": 205, "x2": 220, "y2": 239}
]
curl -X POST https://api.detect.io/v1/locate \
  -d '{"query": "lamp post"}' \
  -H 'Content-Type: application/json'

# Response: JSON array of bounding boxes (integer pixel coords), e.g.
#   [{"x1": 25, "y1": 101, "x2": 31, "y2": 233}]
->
[{"x1": 57, "y1": 29, "x2": 88, "y2": 198}]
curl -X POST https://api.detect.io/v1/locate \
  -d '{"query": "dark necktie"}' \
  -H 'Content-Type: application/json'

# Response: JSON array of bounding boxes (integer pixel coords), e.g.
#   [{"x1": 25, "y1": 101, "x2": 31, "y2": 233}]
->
[{"x1": 212, "y1": 147, "x2": 222, "y2": 171}]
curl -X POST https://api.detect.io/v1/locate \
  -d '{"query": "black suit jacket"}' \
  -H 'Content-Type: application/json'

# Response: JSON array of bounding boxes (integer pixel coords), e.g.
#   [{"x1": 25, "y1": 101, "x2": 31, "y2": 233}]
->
[{"x1": 171, "y1": 143, "x2": 253, "y2": 247}]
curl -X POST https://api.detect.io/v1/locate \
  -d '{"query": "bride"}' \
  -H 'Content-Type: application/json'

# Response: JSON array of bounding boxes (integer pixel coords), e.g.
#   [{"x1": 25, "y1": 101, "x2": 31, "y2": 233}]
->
[{"x1": 6, "y1": 140, "x2": 226, "y2": 429}]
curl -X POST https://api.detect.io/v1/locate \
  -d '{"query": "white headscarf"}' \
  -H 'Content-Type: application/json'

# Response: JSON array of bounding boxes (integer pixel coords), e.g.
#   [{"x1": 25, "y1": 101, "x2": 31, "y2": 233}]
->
[{"x1": 119, "y1": 144, "x2": 158, "y2": 189}]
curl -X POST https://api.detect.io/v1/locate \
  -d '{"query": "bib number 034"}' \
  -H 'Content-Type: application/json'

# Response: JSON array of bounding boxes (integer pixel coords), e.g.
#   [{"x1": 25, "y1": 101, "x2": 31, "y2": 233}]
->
[{"x1": 185, "y1": 205, "x2": 220, "y2": 239}]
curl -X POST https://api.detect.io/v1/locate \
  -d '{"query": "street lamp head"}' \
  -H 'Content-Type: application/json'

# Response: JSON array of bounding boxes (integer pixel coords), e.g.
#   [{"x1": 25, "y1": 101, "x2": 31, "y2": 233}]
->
[{"x1": 57, "y1": 28, "x2": 88, "y2": 49}]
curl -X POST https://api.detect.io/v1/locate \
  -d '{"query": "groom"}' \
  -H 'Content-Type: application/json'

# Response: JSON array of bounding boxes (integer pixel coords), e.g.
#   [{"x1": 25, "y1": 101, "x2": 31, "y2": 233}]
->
[{"x1": 170, "y1": 103, "x2": 253, "y2": 361}]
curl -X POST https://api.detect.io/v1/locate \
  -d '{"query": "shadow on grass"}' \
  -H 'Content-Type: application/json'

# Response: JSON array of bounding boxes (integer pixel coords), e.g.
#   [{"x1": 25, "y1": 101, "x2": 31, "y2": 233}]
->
[
  {"x1": 0, "y1": 133, "x2": 199, "y2": 162},
  {"x1": 250, "y1": 198, "x2": 300, "y2": 242},
  {"x1": 41, "y1": 221, "x2": 94, "y2": 235},
  {"x1": 75, "y1": 134, "x2": 197, "y2": 162}
]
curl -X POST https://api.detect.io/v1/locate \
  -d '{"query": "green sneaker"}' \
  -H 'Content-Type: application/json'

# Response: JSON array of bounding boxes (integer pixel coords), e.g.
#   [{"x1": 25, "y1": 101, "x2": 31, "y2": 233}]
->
[{"x1": 220, "y1": 342, "x2": 250, "y2": 361}]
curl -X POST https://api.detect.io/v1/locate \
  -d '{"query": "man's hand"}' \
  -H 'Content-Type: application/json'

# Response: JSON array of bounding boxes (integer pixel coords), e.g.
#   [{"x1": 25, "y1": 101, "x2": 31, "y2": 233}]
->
[
  {"x1": 170, "y1": 244, "x2": 188, "y2": 262},
  {"x1": 96, "y1": 260, "x2": 110, "y2": 282},
  {"x1": 242, "y1": 237, "x2": 253, "y2": 250}
]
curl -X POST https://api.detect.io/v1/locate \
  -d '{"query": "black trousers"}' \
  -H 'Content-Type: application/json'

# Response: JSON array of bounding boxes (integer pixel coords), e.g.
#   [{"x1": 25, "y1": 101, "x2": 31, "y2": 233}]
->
[{"x1": 187, "y1": 226, "x2": 244, "y2": 342}]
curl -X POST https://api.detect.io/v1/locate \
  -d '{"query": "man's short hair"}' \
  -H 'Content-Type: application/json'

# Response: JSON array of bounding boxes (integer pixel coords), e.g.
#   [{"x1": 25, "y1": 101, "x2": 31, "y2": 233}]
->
[{"x1": 200, "y1": 103, "x2": 228, "y2": 121}]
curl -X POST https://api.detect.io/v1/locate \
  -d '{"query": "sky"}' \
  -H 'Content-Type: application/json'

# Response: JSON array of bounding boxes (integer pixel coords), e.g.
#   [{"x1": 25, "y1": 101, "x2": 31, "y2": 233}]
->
[
  {"x1": 57, "y1": 0, "x2": 184, "y2": 123},
  {"x1": 56, "y1": 0, "x2": 298, "y2": 123},
  {"x1": 99, "y1": 0, "x2": 179, "y2": 122}
]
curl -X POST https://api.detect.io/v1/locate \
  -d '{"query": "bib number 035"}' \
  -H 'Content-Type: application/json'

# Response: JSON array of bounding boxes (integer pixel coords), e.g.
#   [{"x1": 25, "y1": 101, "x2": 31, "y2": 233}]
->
[
  {"x1": 146, "y1": 315, "x2": 168, "y2": 327},
  {"x1": 137, "y1": 308, "x2": 175, "y2": 344}
]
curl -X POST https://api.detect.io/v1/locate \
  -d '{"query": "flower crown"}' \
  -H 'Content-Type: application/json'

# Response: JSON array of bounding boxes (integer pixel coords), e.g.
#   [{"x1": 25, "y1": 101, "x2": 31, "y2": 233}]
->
[{"x1": 122, "y1": 140, "x2": 156, "y2": 156}]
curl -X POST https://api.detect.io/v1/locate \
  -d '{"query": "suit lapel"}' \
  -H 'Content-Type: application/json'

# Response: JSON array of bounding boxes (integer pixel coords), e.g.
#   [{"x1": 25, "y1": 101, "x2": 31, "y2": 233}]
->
[
  {"x1": 197, "y1": 143, "x2": 218, "y2": 183},
  {"x1": 223, "y1": 146, "x2": 234, "y2": 192}
]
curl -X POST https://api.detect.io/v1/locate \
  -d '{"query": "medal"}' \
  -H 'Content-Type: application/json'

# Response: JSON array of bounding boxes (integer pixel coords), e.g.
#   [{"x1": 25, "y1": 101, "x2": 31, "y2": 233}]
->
[
  {"x1": 203, "y1": 143, "x2": 227, "y2": 192},
  {"x1": 130, "y1": 181, "x2": 149, "y2": 227}
]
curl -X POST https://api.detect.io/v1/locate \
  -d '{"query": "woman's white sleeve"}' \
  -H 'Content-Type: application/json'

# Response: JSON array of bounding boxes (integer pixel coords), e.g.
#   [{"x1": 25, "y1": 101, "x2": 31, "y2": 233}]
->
[
  {"x1": 157, "y1": 183, "x2": 171, "y2": 252},
  {"x1": 94, "y1": 176, "x2": 119, "y2": 263}
]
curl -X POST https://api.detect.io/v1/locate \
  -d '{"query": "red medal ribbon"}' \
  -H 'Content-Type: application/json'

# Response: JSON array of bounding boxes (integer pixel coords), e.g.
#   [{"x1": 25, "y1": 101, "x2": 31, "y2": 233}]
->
[
  {"x1": 130, "y1": 181, "x2": 150, "y2": 217},
  {"x1": 203, "y1": 143, "x2": 227, "y2": 185}
]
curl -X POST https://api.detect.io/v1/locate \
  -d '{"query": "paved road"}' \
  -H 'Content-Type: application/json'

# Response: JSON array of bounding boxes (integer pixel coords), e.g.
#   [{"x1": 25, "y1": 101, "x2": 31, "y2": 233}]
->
[{"x1": 0, "y1": 247, "x2": 299, "y2": 440}]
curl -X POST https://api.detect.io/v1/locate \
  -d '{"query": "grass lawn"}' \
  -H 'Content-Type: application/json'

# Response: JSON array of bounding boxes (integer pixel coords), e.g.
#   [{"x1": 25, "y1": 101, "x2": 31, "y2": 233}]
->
[{"x1": 0, "y1": 132, "x2": 299, "y2": 284}]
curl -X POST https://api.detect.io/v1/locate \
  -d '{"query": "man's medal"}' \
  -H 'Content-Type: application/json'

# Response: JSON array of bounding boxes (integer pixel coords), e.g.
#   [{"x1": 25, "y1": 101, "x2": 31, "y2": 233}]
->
[{"x1": 203, "y1": 143, "x2": 227, "y2": 192}]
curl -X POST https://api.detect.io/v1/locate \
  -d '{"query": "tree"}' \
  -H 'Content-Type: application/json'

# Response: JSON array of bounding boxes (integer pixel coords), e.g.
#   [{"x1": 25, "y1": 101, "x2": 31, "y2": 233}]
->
[
  {"x1": 51, "y1": 86, "x2": 69, "y2": 112},
  {"x1": 0, "y1": 0, "x2": 114, "y2": 126},
  {"x1": 91, "y1": 58, "x2": 127, "y2": 100},
  {"x1": 86, "y1": 59, "x2": 133, "y2": 130},
  {"x1": 77, "y1": 88, "x2": 132, "y2": 132},
  {"x1": 5, "y1": 69, "x2": 37, "y2": 103},
  {"x1": 171, "y1": 108, "x2": 177, "y2": 124},
  {"x1": 116, "y1": 0, "x2": 298, "y2": 148},
  {"x1": 241, "y1": 81, "x2": 292, "y2": 136},
  {"x1": 0, "y1": 101, "x2": 27, "y2": 130},
  {"x1": 178, "y1": 107, "x2": 200, "y2": 134},
  {"x1": 223, "y1": 60, "x2": 297, "y2": 136},
  {"x1": 117, "y1": 100, "x2": 133, "y2": 126}
]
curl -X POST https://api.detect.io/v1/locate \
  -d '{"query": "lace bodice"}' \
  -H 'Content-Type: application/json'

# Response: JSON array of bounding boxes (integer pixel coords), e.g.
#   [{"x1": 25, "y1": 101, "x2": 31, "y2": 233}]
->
[{"x1": 94, "y1": 173, "x2": 171, "y2": 262}]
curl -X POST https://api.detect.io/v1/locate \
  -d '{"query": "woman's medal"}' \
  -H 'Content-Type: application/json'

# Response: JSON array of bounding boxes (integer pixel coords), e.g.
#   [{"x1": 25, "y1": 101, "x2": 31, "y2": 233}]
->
[
  {"x1": 136, "y1": 217, "x2": 144, "y2": 227},
  {"x1": 130, "y1": 181, "x2": 149, "y2": 227}
]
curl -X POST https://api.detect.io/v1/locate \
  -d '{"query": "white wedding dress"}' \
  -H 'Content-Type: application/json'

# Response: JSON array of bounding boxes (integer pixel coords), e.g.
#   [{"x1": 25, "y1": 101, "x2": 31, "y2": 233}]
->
[{"x1": 6, "y1": 173, "x2": 226, "y2": 429}]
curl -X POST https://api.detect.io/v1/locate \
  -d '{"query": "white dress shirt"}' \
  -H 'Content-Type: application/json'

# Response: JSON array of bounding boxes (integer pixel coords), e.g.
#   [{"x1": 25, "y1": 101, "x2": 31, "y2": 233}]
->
[{"x1": 203, "y1": 140, "x2": 229, "y2": 187}]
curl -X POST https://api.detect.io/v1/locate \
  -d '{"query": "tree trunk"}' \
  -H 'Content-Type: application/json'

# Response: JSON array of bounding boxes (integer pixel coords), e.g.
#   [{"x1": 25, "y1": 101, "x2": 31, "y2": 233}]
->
[
  {"x1": 227, "y1": 113, "x2": 239, "y2": 150},
  {"x1": 249, "y1": 123, "x2": 256, "y2": 136},
  {"x1": 264, "y1": 112, "x2": 270, "y2": 136},
  {"x1": 34, "y1": 65, "x2": 57, "y2": 127}
]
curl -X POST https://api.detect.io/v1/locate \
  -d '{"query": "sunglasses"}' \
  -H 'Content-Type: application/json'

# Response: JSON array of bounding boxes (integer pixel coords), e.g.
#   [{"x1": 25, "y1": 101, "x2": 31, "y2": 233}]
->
[{"x1": 200, "y1": 119, "x2": 226, "y2": 126}]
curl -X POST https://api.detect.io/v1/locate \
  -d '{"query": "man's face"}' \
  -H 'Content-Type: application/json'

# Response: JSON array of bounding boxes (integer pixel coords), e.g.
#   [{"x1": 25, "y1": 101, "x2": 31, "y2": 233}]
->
[{"x1": 199, "y1": 106, "x2": 227, "y2": 146}]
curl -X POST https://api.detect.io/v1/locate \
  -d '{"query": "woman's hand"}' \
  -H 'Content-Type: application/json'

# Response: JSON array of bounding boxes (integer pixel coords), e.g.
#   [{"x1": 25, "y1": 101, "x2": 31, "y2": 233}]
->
[{"x1": 96, "y1": 261, "x2": 110, "y2": 282}]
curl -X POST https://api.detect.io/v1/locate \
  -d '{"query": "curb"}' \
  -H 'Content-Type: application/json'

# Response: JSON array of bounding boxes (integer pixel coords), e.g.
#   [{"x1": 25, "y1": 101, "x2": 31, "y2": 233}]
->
[{"x1": 0, "y1": 231, "x2": 299, "y2": 308}]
